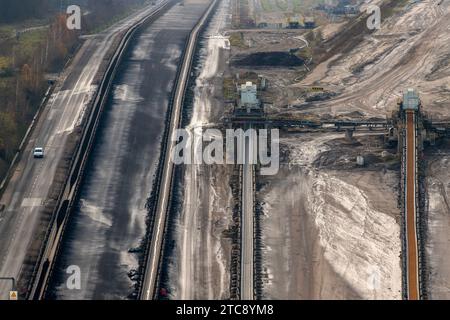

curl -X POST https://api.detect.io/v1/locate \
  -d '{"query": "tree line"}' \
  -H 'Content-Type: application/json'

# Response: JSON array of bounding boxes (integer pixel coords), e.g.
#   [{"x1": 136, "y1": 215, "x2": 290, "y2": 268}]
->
[
  {"x1": 0, "y1": 0, "x2": 148, "y2": 24},
  {"x1": 0, "y1": 0, "x2": 148, "y2": 180},
  {"x1": 0, "y1": 0, "x2": 61, "y2": 23}
]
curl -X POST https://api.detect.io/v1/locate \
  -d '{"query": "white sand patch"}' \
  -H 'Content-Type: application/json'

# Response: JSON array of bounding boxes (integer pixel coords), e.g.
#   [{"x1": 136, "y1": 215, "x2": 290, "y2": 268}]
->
[
  {"x1": 79, "y1": 199, "x2": 112, "y2": 227},
  {"x1": 311, "y1": 172, "x2": 401, "y2": 300}
]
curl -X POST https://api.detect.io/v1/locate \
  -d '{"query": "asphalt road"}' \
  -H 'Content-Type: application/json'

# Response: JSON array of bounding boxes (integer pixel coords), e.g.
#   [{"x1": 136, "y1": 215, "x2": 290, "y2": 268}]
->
[
  {"x1": 241, "y1": 127, "x2": 255, "y2": 300},
  {"x1": 0, "y1": 1, "x2": 168, "y2": 300},
  {"x1": 47, "y1": 0, "x2": 212, "y2": 300},
  {"x1": 406, "y1": 111, "x2": 420, "y2": 300}
]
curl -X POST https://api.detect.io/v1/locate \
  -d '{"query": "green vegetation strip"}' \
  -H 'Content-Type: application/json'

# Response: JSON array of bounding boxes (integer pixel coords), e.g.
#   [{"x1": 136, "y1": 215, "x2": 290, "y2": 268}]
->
[
  {"x1": 260, "y1": 0, "x2": 273, "y2": 12},
  {"x1": 229, "y1": 32, "x2": 248, "y2": 48},
  {"x1": 276, "y1": 0, "x2": 288, "y2": 11},
  {"x1": 292, "y1": 0, "x2": 302, "y2": 12}
]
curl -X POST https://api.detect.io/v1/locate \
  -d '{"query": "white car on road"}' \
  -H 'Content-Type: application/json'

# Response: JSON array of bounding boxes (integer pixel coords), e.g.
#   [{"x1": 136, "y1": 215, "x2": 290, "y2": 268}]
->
[{"x1": 33, "y1": 147, "x2": 44, "y2": 159}]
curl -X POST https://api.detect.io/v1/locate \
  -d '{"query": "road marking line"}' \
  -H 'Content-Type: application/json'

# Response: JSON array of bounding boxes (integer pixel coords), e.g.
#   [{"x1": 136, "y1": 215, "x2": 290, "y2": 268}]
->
[{"x1": 21, "y1": 198, "x2": 43, "y2": 208}]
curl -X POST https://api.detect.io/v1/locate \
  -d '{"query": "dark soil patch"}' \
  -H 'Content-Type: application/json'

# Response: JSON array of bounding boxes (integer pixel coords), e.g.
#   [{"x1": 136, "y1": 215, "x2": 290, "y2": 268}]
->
[{"x1": 233, "y1": 52, "x2": 304, "y2": 67}]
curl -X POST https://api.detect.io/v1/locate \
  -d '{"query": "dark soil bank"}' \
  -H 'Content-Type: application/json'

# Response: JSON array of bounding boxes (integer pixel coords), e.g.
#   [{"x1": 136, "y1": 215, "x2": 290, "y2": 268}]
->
[{"x1": 234, "y1": 51, "x2": 304, "y2": 67}]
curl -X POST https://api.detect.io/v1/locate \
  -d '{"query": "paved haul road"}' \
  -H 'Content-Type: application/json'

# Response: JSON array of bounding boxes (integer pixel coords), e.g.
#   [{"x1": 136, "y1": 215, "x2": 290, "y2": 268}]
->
[
  {"x1": 47, "y1": 0, "x2": 211, "y2": 300},
  {"x1": 406, "y1": 111, "x2": 420, "y2": 300},
  {"x1": 241, "y1": 128, "x2": 255, "y2": 300},
  {"x1": 0, "y1": 1, "x2": 167, "y2": 300}
]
